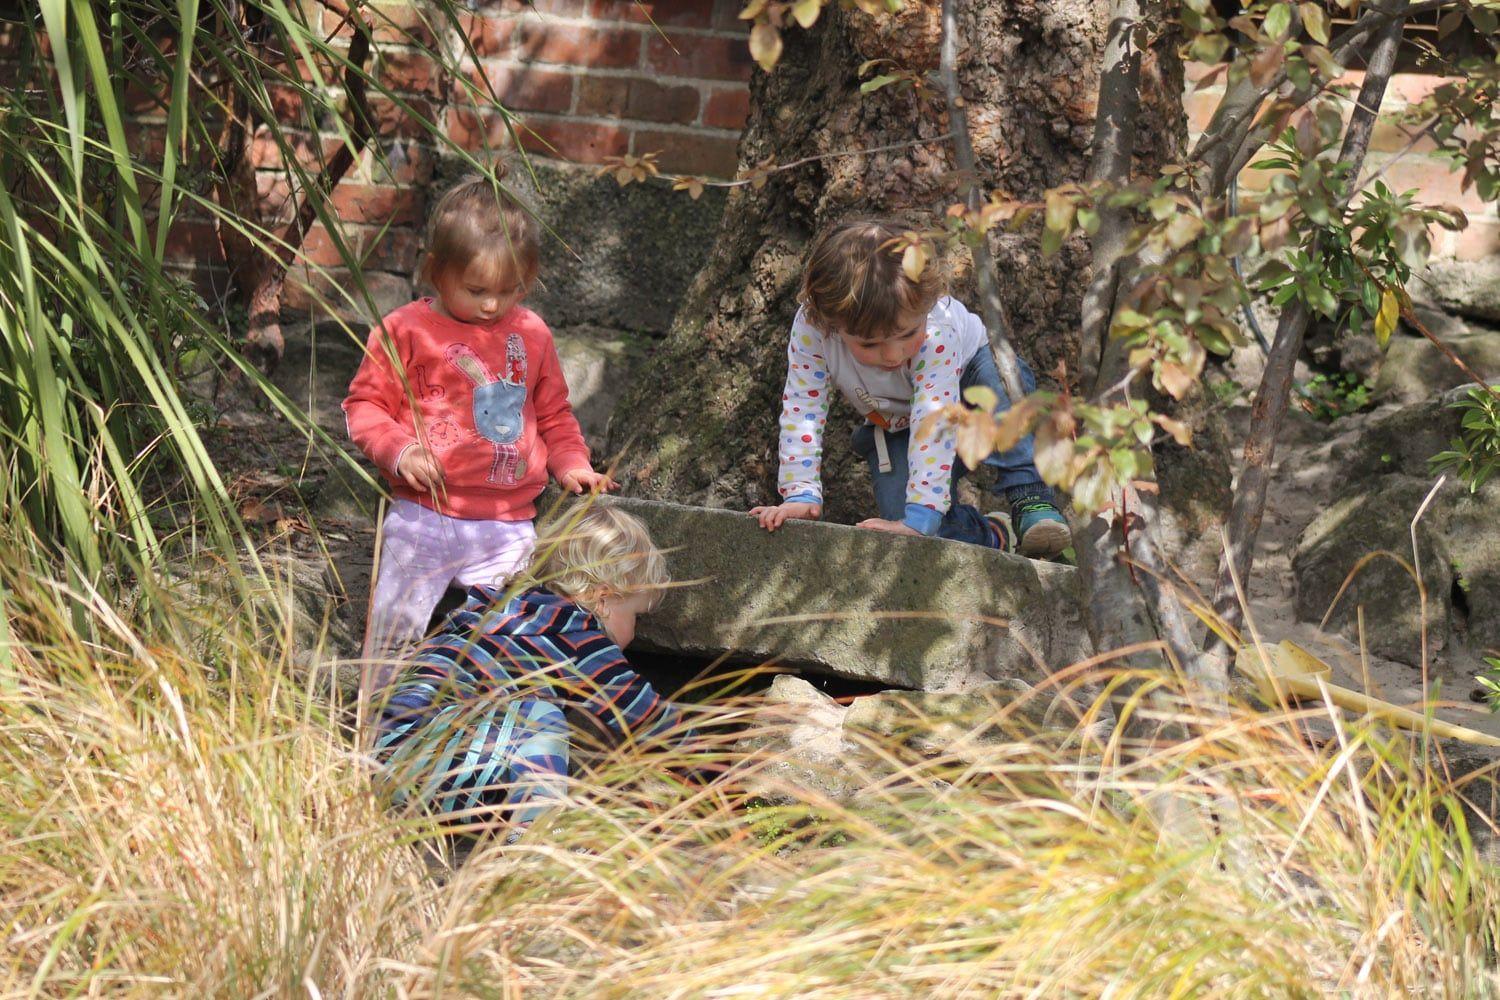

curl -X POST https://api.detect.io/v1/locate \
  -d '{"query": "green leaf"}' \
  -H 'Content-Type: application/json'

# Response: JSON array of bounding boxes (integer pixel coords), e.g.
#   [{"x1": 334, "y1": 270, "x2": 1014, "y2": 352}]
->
[
  {"x1": 1300, "y1": 3, "x2": 1330, "y2": 43},
  {"x1": 1264, "y1": 3, "x2": 1293, "y2": 40},
  {"x1": 1375, "y1": 287, "x2": 1399, "y2": 349},
  {"x1": 860, "y1": 73, "x2": 901, "y2": 93},
  {"x1": 1044, "y1": 189, "x2": 1077, "y2": 238},
  {"x1": 963, "y1": 385, "x2": 1000, "y2": 412},
  {"x1": 1187, "y1": 32, "x2": 1231, "y2": 63}
]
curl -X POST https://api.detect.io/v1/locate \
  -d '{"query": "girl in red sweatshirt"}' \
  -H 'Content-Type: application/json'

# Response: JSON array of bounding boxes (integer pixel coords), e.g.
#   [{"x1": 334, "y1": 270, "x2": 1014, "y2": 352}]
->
[{"x1": 344, "y1": 171, "x2": 616, "y2": 693}]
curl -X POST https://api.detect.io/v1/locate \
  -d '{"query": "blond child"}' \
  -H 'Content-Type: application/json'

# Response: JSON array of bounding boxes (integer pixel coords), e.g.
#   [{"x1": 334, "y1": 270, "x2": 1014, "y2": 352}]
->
[
  {"x1": 344, "y1": 170, "x2": 616, "y2": 687},
  {"x1": 750, "y1": 218, "x2": 1070, "y2": 557},
  {"x1": 371, "y1": 505, "x2": 693, "y2": 839}
]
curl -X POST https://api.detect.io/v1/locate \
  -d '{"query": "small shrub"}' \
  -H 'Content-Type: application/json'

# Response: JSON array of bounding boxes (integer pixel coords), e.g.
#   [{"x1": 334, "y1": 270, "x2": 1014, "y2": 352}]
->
[{"x1": 1431, "y1": 385, "x2": 1500, "y2": 493}]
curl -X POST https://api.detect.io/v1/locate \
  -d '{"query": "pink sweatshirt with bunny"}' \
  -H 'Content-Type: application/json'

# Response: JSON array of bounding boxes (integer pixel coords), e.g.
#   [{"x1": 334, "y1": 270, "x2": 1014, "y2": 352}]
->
[{"x1": 343, "y1": 298, "x2": 591, "y2": 522}]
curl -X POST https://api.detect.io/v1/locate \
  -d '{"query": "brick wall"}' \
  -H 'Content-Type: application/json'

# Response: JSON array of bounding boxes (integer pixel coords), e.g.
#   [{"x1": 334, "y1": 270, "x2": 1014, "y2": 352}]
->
[
  {"x1": 1186, "y1": 64, "x2": 1500, "y2": 266},
  {"x1": 149, "y1": 0, "x2": 754, "y2": 321}
]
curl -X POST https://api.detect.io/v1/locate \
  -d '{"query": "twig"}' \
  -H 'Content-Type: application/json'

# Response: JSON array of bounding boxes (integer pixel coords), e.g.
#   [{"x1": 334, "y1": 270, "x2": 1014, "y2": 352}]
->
[
  {"x1": 1401, "y1": 303, "x2": 1500, "y2": 402},
  {"x1": 1352, "y1": 115, "x2": 1440, "y2": 190},
  {"x1": 1079, "y1": 0, "x2": 1146, "y2": 392},
  {"x1": 1205, "y1": 0, "x2": 1412, "y2": 661},
  {"x1": 939, "y1": 0, "x2": 1027, "y2": 406},
  {"x1": 1411, "y1": 474, "x2": 1445, "y2": 701}
]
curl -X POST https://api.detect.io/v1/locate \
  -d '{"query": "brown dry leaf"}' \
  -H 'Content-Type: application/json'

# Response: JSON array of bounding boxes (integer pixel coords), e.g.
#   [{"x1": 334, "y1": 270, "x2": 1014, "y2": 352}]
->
[{"x1": 1157, "y1": 361, "x2": 1195, "y2": 399}]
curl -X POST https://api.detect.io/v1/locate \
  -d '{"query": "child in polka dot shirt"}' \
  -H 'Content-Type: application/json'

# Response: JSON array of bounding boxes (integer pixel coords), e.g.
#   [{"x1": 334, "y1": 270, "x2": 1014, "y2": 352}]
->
[{"x1": 749, "y1": 219, "x2": 1070, "y2": 557}]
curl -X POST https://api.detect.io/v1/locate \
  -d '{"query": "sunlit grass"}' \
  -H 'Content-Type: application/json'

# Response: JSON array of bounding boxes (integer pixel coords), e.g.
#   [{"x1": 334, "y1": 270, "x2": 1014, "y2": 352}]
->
[{"x1": 1, "y1": 547, "x2": 1497, "y2": 998}]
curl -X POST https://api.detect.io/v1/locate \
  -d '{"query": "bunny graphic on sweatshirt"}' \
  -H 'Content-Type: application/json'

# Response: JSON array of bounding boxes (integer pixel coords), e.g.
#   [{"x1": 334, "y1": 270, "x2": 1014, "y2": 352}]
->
[{"x1": 445, "y1": 336, "x2": 528, "y2": 485}]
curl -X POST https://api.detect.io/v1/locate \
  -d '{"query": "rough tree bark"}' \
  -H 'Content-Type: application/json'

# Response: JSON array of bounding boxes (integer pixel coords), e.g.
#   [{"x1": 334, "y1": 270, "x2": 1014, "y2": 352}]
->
[{"x1": 611, "y1": 0, "x2": 1185, "y2": 523}]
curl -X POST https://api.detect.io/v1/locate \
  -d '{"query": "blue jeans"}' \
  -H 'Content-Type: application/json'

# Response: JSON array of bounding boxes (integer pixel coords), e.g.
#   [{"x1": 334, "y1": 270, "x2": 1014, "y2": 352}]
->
[{"x1": 851, "y1": 347, "x2": 1046, "y2": 547}]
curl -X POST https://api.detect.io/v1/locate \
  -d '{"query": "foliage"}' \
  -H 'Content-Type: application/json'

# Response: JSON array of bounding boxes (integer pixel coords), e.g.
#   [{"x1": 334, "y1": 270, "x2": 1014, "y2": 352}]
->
[
  {"x1": 0, "y1": 0, "x2": 503, "y2": 600},
  {"x1": 1294, "y1": 371, "x2": 1374, "y2": 421},
  {"x1": 1477, "y1": 655, "x2": 1500, "y2": 712},
  {"x1": 3, "y1": 551, "x2": 1500, "y2": 995},
  {"x1": 1430, "y1": 384, "x2": 1500, "y2": 492}
]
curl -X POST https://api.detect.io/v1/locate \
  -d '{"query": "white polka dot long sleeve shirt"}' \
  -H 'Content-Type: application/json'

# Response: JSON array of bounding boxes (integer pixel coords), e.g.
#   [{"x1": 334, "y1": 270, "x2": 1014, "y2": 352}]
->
[{"x1": 775, "y1": 297, "x2": 989, "y2": 535}]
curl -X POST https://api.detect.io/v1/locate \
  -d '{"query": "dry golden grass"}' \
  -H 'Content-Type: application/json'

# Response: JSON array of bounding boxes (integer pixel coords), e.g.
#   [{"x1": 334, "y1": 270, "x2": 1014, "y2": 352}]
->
[{"x1": 1, "y1": 557, "x2": 1498, "y2": 998}]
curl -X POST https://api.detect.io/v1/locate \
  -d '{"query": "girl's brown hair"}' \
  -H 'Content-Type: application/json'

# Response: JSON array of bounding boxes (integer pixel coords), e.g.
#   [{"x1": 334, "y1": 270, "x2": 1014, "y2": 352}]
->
[
  {"x1": 421, "y1": 166, "x2": 540, "y2": 289},
  {"x1": 798, "y1": 218, "x2": 946, "y2": 340}
]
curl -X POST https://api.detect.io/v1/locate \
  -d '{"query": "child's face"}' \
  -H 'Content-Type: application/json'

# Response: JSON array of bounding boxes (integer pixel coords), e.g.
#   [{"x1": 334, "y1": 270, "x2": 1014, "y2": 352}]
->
[
  {"x1": 433, "y1": 258, "x2": 528, "y2": 324},
  {"x1": 838, "y1": 319, "x2": 926, "y2": 372},
  {"x1": 592, "y1": 590, "x2": 655, "y2": 649}
]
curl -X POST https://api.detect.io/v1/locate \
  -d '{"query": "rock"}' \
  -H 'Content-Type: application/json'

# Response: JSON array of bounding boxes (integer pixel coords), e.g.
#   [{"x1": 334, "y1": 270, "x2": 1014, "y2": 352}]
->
[
  {"x1": 730, "y1": 675, "x2": 865, "y2": 806},
  {"x1": 842, "y1": 679, "x2": 1088, "y2": 756},
  {"x1": 1374, "y1": 325, "x2": 1500, "y2": 404},
  {"x1": 1292, "y1": 476, "x2": 1456, "y2": 669},
  {"x1": 508, "y1": 161, "x2": 728, "y2": 335},
  {"x1": 608, "y1": 497, "x2": 1092, "y2": 691},
  {"x1": 552, "y1": 325, "x2": 638, "y2": 447},
  {"x1": 1292, "y1": 387, "x2": 1500, "y2": 674},
  {"x1": 1416, "y1": 257, "x2": 1500, "y2": 325}
]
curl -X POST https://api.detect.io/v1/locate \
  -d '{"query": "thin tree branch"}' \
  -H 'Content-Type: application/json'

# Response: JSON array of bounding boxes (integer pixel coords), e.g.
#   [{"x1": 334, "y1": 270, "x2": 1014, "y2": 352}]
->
[
  {"x1": 243, "y1": 4, "x2": 376, "y2": 369},
  {"x1": 940, "y1": 0, "x2": 1027, "y2": 406},
  {"x1": 1205, "y1": 0, "x2": 1412, "y2": 661},
  {"x1": 1080, "y1": 0, "x2": 1146, "y2": 391}
]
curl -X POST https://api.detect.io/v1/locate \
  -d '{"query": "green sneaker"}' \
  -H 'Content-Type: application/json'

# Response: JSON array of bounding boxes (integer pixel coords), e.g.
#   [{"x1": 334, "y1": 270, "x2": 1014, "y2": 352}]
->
[{"x1": 1008, "y1": 490, "x2": 1071, "y2": 559}]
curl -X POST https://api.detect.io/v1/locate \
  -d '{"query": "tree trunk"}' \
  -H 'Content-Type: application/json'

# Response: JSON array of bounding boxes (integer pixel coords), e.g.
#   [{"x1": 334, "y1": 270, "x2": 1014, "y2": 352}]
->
[{"x1": 611, "y1": 0, "x2": 1184, "y2": 522}]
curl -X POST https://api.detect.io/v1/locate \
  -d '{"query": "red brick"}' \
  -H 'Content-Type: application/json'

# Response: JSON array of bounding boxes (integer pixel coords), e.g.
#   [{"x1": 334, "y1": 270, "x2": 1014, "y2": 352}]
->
[
  {"x1": 331, "y1": 183, "x2": 424, "y2": 225},
  {"x1": 465, "y1": 14, "x2": 519, "y2": 57},
  {"x1": 361, "y1": 140, "x2": 438, "y2": 185},
  {"x1": 711, "y1": 0, "x2": 749, "y2": 31},
  {"x1": 624, "y1": 77, "x2": 700, "y2": 123},
  {"x1": 249, "y1": 128, "x2": 344, "y2": 171},
  {"x1": 587, "y1": 0, "x2": 714, "y2": 28},
  {"x1": 368, "y1": 95, "x2": 441, "y2": 139},
  {"x1": 1384, "y1": 73, "x2": 1453, "y2": 108},
  {"x1": 124, "y1": 122, "x2": 167, "y2": 162},
  {"x1": 366, "y1": 1, "x2": 439, "y2": 45},
  {"x1": 300, "y1": 223, "x2": 422, "y2": 272},
  {"x1": 1449, "y1": 217, "x2": 1500, "y2": 263},
  {"x1": 475, "y1": 62, "x2": 576, "y2": 113},
  {"x1": 1183, "y1": 88, "x2": 1222, "y2": 137},
  {"x1": 448, "y1": 108, "x2": 514, "y2": 150},
  {"x1": 516, "y1": 22, "x2": 641, "y2": 68},
  {"x1": 255, "y1": 172, "x2": 296, "y2": 222},
  {"x1": 645, "y1": 33, "x2": 752, "y2": 80},
  {"x1": 701, "y1": 86, "x2": 749, "y2": 129},
  {"x1": 576, "y1": 76, "x2": 631, "y2": 116},
  {"x1": 519, "y1": 117, "x2": 629, "y2": 162},
  {"x1": 631, "y1": 127, "x2": 738, "y2": 176},
  {"x1": 163, "y1": 217, "x2": 227, "y2": 265},
  {"x1": 380, "y1": 49, "x2": 444, "y2": 96},
  {"x1": 1375, "y1": 155, "x2": 1489, "y2": 213},
  {"x1": 499, "y1": 0, "x2": 589, "y2": 13},
  {"x1": 296, "y1": 223, "x2": 351, "y2": 268},
  {"x1": 1369, "y1": 116, "x2": 1439, "y2": 154}
]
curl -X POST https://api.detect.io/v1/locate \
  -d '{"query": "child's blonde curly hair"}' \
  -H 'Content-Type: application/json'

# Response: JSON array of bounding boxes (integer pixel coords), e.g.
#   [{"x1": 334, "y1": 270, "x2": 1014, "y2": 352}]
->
[{"x1": 517, "y1": 505, "x2": 669, "y2": 612}]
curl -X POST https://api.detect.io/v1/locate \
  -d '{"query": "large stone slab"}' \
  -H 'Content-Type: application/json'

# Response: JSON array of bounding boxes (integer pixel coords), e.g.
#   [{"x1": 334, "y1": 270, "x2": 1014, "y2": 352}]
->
[{"x1": 609, "y1": 497, "x2": 1091, "y2": 691}]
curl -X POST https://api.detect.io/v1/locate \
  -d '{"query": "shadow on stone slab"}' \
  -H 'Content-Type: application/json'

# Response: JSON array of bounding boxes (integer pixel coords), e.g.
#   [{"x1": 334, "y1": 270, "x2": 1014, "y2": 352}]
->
[{"x1": 606, "y1": 497, "x2": 1091, "y2": 692}]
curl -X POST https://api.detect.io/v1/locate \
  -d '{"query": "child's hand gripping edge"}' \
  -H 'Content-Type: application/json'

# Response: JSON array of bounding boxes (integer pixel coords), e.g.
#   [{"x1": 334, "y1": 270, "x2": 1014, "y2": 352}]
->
[{"x1": 748, "y1": 501, "x2": 822, "y2": 532}]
